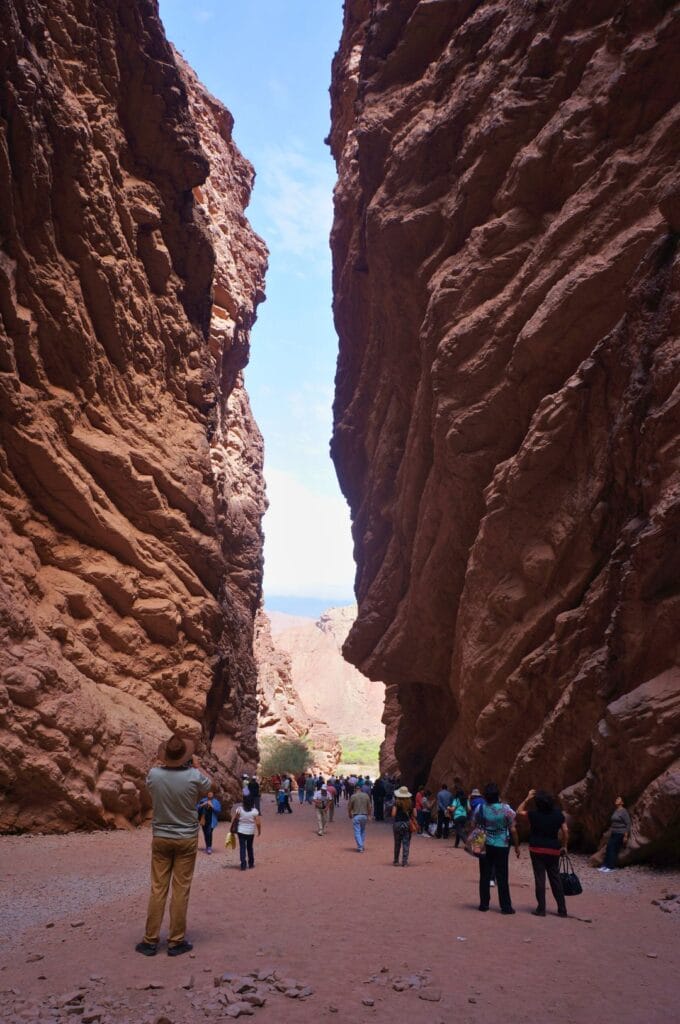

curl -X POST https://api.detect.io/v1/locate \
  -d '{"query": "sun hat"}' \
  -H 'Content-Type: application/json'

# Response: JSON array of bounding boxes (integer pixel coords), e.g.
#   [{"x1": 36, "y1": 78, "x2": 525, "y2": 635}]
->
[
  {"x1": 394, "y1": 786, "x2": 412, "y2": 799},
  {"x1": 470, "y1": 788, "x2": 481, "y2": 797},
  {"x1": 158, "y1": 734, "x2": 195, "y2": 767}
]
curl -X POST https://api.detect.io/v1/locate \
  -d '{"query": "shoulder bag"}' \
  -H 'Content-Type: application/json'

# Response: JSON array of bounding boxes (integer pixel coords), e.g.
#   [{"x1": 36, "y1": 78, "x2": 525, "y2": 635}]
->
[{"x1": 559, "y1": 852, "x2": 583, "y2": 896}]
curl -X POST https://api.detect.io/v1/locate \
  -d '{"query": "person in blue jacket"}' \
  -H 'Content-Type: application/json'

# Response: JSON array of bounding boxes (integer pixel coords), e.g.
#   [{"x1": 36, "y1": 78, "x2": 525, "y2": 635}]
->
[{"x1": 197, "y1": 791, "x2": 221, "y2": 854}]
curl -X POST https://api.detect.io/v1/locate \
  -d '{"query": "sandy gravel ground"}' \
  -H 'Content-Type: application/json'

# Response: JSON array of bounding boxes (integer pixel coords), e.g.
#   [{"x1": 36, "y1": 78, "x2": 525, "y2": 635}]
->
[{"x1": 1, "y1": 800, "x2": 679, "y2": 1023}]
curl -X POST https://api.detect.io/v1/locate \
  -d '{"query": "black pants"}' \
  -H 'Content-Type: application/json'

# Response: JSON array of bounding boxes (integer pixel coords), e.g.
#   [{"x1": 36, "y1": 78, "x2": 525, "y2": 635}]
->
[
  {"x1": 201, "y1": 823, "x2": 214, "y2": 850},
  {"x1": 452, "y1": 817, "x2": 467, "y2": 847},
  {"x1": 436, "y1": 809, "x2": 449, "y2": 839},
  {"x1": 284, "y1": 796, "x2": 293, "y2": 813},
  {"x1": 479, "y1": 845, "x2": 512, "y2": 911},
  {"x1": 238, "y1": 833, "x2": 254, "y2": 869},
  {"x1": 530, "y1": 852, "x2": 566, "y2": 913},
  {"x1": 373, "y1": 798, "x2": 384, "y2": 821},
  {"x1": 605, "y1": 831, "x2": 625, "y2": 869}
]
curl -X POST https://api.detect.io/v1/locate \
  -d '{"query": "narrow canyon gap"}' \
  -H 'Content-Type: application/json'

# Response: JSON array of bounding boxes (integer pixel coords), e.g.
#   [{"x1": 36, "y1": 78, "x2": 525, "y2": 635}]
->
[{"x1": 329, "y1": 0, "x2": 680, "y2": 860}]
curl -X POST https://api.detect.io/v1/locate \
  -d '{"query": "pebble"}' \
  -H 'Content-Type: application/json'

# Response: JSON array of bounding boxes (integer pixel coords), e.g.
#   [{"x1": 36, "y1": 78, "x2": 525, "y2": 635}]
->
[
  {"x1": 70, "y1": 921, "x2": 85, "y2": 928},
  {"x1": 26, "y1": 954, "x2": 44, "y2": 963},
  {"x1": 225, "y1": 1003, "x2": 254, "y2": 1018},
  {"x1": 362, "y1": 997, "x2": 375, "y2": 1006},
  {"x1": 419, "y1": 989, "x2": 442, "y2": 1002},
  {"x1": 328, "y1": 1005, "x2": 339, "y2": 1013}
]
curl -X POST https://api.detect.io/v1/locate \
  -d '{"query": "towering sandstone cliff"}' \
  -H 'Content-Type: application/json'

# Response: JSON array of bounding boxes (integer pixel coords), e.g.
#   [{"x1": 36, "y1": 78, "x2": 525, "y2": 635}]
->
[
  {"x1": 0, "y1": 0, "x2": 267, "y2": 830},
  {"x1": 330, "y1": 0, "x2": 680, "y2": 860}
]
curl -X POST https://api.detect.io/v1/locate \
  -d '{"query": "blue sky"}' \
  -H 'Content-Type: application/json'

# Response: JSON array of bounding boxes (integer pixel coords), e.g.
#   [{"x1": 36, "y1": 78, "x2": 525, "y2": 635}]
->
[{"x1": 158, "y1": 0, "x2": 354, "y2": 604}]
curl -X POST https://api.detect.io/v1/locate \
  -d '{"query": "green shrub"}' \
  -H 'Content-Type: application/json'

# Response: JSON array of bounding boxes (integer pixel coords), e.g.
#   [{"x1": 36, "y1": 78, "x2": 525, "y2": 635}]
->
[{"x1": 259, "y1": 736, "x2": 313, "y2": 779}]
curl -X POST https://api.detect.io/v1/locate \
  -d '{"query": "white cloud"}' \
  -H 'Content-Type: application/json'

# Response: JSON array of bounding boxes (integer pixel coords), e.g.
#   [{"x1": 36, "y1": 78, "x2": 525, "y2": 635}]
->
[
  {"x1": 255, "y1": 145, "x2": 335, "y2": 258},
  {"x1": 263, "y1": 467, "x2": 355, "y2": 599},
  {"x1": 193, "y1": 9, "x2": 214, "y2": 23}
]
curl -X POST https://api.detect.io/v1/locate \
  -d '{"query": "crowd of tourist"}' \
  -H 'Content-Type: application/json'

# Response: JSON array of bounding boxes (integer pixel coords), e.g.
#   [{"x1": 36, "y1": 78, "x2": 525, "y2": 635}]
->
[{"x1": 136, "y1": 733, "x2": 632, "y2": 957}]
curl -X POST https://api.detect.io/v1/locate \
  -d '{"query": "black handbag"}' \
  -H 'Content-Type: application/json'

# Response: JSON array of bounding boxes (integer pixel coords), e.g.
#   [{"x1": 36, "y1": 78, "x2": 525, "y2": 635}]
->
[{"x1": 559, "y1": 852, "x2": 583, "y2": 896}]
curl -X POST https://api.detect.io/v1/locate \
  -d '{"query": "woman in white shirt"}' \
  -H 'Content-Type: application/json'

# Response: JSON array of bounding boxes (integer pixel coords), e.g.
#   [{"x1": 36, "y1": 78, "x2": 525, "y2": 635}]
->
[{"x1": 231, "y1": 793, "x2": 261, "y2": 870}]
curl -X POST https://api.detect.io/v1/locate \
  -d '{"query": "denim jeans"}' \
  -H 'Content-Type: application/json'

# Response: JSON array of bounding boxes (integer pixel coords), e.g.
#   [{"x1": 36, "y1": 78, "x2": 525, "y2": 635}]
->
[
  {"x1": 238, "y1": 833, "x2": 255, "y2": 869},
  {"x1": 352, "y1": 814, "x2": 368, "y2": 850}
]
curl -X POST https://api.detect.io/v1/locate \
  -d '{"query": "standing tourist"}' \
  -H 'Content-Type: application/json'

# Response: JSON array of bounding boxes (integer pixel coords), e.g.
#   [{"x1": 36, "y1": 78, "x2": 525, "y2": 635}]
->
[
  {"x1": 450, "y1": 786, "x2": 469, "y2": 849},
  {"x1": 136, "y1": 735, "x2": 210, "y2": 957},
  {"x1": 197, "y1": 790, "x2": 222, "y2": 854},
  {"x1": 391, "y1": 786, "x2": 416, "y2": 866},
  {"x1": 313, "y1": 783, "x2": 330, "y2": 836},
  {"x1": 296, "y1": 771, "x2": 306, "y2": 805},
  {"x1": 232, "y1": 792, "x2": 261, "y2": 870},
  {"x1": 249, "y1": 775, "x2": 261, "y2": 812},
  {"x1": 599, "y1": 796, "x2": 632, "y2": 872},
  {"x1": 372, "y1": 775, "x2": 386, "y2": 821},
  {"x1": 417, "y1": 789, "x2": 433, "y2": 835},
  {"x1": 348, "y1": 782, "x2": 371, "y2": 852},
  {"x1": 435, "y1": 783, "x2": 451, "y2": 839},
  {"x1": 517, "y1": 789, "x2": 568, "y2": 917},
  {"x1": 474, "y1": 783, "x2": 520, "y2": 914},
  {"x1": 304, "y1": 773, "x2": 316, "y2": 804}
]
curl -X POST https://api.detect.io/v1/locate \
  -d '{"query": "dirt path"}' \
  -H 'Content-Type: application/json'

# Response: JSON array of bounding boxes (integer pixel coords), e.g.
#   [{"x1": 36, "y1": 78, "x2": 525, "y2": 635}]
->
[{"x1": 1, "y1": 800, "x2": 679, "y2": 1023}]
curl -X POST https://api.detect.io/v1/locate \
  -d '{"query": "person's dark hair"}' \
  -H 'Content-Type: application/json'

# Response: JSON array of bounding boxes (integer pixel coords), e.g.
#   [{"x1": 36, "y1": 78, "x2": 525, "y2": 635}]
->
[
  {"x1": 424, "y1": 789, "x2": 432, "y2": 797},
  {"x1": 441, "y1": 782, "x2": 449, "y2": 790},
  {"x1": 534, "y1": 790, "x2": 554, "y2": 813},
  {"x1": 242, "y1": 794, "x2": 254, "y2": 812},
  {"x1": 484, "y1": 783, "x2": 500, "y2": 804},
  {"x1": 316, "y1": 780, "x2": 323, "y2": 790}
]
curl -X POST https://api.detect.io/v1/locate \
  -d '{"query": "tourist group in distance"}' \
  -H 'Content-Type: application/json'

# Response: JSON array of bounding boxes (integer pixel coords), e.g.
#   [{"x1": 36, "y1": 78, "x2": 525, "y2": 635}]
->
[{"x1": 135, "y1": 734, "x2": 631, "y2": 957}]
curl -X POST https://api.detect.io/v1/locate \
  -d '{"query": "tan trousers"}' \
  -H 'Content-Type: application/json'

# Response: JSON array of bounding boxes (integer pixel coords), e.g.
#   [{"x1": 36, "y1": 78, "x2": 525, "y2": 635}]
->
[
  {"x1": 315, "y1": 807, "x2": 328, "y2": 834},
  {"x1": 144, "y1": 835, "x2": 198, "y2": 946}
]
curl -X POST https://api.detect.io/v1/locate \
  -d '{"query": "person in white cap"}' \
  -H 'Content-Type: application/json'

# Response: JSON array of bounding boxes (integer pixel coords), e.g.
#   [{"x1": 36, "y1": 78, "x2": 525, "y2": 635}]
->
[
  {"x1": 136, "y1": 734, "x2": 211, "y2": 957},
  {"x1": 313, "y1": 782, "x2": 330, "y2": 835}
]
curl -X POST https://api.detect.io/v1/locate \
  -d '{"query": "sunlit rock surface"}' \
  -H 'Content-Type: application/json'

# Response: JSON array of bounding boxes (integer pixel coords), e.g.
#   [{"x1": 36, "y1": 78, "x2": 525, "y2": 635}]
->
[
  {"x1": 330, "y1": 0, "x2": 680, "y2": 860},
  {"x1": 255, "y1": 609, "x2": 342, "y2": 775},
  {"x1": 0, "y1": 0, "x2": 266, "y2": 830}
]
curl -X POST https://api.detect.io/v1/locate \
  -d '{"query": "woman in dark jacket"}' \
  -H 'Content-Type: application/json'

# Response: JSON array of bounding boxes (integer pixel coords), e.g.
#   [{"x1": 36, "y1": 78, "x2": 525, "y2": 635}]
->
[{"x1": 517, "y1": 788, "x2": 568, "y2": 917}]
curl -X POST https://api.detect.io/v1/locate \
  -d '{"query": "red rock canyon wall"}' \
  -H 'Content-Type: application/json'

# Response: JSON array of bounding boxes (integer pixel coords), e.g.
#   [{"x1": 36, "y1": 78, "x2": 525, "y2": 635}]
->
[
  {"x1": 330, "y1": 0, "x2": 680, "y2": 860},
  {"x1": 0, "y1": 0, "x2": 267, "y2": 829}
]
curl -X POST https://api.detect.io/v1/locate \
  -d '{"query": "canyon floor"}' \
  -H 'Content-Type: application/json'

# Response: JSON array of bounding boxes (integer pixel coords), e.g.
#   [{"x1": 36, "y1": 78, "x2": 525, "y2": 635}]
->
[{"x1": 1, "y1": 803, "x2": 679, "y2": 1024}]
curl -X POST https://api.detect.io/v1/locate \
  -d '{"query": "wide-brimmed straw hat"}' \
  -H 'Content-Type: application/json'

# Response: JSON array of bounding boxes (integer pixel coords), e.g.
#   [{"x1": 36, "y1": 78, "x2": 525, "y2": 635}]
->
[
  {"x1": 158, "y1": 734, "x2": 195, "y2": 767},
  {"x1": 394, "y1": 786, "x2": 412, "y2": 799}
]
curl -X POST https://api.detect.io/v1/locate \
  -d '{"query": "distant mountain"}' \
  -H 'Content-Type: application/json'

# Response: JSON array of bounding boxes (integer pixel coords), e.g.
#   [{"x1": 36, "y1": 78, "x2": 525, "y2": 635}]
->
[{"x1": 264, "y1": 595, "x2": 354, "y2": 619}]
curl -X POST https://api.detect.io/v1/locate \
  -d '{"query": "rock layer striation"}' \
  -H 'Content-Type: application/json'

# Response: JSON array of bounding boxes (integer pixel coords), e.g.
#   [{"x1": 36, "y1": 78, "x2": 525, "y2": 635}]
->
[
  {"x1": 330, "y1": 0, "x2": 680, "y2": 860},
  {"x1": 0, "y1": 0, "x2": 266, "y2": 829}
]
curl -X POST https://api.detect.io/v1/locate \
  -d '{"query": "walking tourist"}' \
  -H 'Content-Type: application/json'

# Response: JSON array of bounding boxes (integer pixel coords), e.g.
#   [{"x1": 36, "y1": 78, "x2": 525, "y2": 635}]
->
[
  {"x1": 474, "y1": 782, "x2": 519, "y2": 914},
  {"x1": 197, "y1": 790, "x2": 221, "y2": 854},
  {"x1": 136, "y1": 734, "x2": 210, "y2": 957},
  {"x1": 313, "y1": 783, "x2": 330, "y2": 835},
  {"x1": 304, "y1": 773, "x2": 316, "y2": 804},
  {"x1": 249, "y1": 775, "x2": 261, "y2": 812},
  {"x1": 232, "y1": 792, "x2": 261, "y2": 870},
  {"x1": 599, "y1": 796, "x2": 632, "y2": 872},
  {"x1": 296, "y1": 771, "x2": 306, "y2": 804},
  {"x1": 326, "y1": 779, "x2": 337, "y2": 822},
  {"x1": 391, "y1": 786, "x2": 416, "y2": 866},
  {"x1": 417, "y1": 789, "x2": 433, "y2": 835},
  {"x1": 348, "y1": 782, "x2": 371, "y2": 852},
  {"x1": 517, "y1": 789, "x2": 568, "y2": 917}
]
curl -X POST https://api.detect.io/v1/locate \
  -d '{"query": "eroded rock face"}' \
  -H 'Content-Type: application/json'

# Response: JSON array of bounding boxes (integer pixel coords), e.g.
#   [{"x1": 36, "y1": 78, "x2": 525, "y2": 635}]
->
[
  {"x1": 330, "y1": 0, "x2": 680, "y2": 860},
  {"x1": 254, "y1": 610, "x2": 341, "y2": 775},
  {"x1": 0, "y1": 0, "x2": 266, "y2": 830}
]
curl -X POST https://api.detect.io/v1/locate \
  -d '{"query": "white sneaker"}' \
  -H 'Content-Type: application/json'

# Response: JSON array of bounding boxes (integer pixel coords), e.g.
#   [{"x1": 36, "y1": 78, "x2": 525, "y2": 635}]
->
[
  {"x1": 490, "y1": 880, "x2": 496, "y2": 887},
  {"x1": 598, "y1": 866, "x2": 611, "y2": 872}
]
